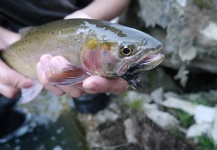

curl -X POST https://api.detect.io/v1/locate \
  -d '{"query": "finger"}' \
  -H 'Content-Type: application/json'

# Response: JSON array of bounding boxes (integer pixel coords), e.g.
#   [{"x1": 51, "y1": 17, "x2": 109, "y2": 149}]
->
[
  {"x1": 58, "y1": 84, "x2": 85, "y2": 98},
  {"x1": 83, "y1": 76, "x2": 128, "y2": 95},
  {"x1": 49, "y1": 56, "x2": 71, "y2": 72},
  {"x1": 36, "y1": 61, "x2": 65, "y2": 96},
  {"x1": 44, "y1": 83, "x2": 65, "y2": 96},
  {"x1": 0, "y1": 83, "x2": 20, "y2": 98},
  {"x1": 0, "y1": 59, "x2": 34, "y2": 88}
]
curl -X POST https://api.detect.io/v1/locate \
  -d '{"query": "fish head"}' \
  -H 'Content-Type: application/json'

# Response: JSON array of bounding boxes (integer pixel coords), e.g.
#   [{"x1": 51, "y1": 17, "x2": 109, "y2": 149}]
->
[
  {"x1": 81, "y1": 22, "x2": 164, "y2": 77},
  {"x1": 114, "y1": 36, "x2": 164, "y2": 77}
]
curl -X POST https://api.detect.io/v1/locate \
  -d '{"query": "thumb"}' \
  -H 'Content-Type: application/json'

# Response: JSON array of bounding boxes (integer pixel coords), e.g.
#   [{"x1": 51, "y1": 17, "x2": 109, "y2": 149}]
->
[{"x1": 0, "y1": 59, "x2": 34, "y2": 88}]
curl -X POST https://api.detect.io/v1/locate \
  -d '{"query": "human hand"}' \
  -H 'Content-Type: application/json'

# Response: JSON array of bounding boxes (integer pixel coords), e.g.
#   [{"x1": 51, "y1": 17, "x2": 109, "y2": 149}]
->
[
  {"x1": 0, "y1": 28, "x2": 34, "y2": 98},
  {"x1": 36, "y1": 54, "x2": 128, "y2": 98},
  {"x1": 64, "y1": 10, "x2": 92, "y2": 20},
  {"x1": 0, "y1": 59, "x2": 34, "y2": 98}
]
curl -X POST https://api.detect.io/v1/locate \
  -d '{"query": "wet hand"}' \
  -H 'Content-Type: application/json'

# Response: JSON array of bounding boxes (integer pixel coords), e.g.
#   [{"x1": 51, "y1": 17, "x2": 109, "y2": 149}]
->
[
  {"x1": 0, "y1": 59, "x2": 34, "y2": 98},
  {"x1": 36, "y1": 54, "x2": 128, "y2": 98},
  {"x1": 0, "y1": 28, "x2": 34, "y2": 98}
]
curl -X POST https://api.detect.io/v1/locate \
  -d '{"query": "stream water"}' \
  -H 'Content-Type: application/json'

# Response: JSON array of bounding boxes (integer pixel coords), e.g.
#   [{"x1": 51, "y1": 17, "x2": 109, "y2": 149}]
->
[{"x1": 0, "y1": 91, "x2": 88, "y2": 150}]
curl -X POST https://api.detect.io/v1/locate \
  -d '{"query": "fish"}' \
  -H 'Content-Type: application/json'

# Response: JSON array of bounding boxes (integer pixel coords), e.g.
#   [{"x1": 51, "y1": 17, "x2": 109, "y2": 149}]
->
[{"x1": 1, "y1": 19, "x2": 164, "y2": 103}]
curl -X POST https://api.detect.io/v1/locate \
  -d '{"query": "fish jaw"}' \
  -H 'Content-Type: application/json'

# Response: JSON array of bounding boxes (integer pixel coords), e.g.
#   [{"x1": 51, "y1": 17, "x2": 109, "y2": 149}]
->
[
  {"x1": 121, "y1": 53, "x2": 164, "y2": 86},
  {"x1": 135, "y1": 53, "x2": 165, "y2": 71},
  {"x1": 117, "y1": 43, "x2": 164, "y2": 76}
]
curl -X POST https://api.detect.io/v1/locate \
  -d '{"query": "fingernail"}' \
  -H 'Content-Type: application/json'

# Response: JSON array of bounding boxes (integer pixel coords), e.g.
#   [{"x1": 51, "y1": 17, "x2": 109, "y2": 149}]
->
[
  {"x1": 36, "y1": 63, "x2": 47, "y2": 79},
  {"x1": 23, "y1": 79, "x2": 34, "y2": 88},
  {"x1": 50, "y1": 57, "x2": 69, "y2": 71},
  {"x1": 40, "y1": 55, "x2": 52, "y2": 66}
]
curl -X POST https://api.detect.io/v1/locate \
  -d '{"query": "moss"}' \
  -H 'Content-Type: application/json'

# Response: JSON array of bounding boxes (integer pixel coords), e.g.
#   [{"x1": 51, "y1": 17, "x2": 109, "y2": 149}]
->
[
  {"x1": 169, "y1": 108, "x2": 195, "y2": 128},
  {"x1": 196, "y1": 136, "x2": 217, "y2": 150},
  {"x1": 128, "y1": 99, "x2": 143, "y2": 112},
  {"x1": 193, "y1": 0, "x2": 215, "y2": 10},
  {"x1": 192, "y1": 98, "x2": 216, "y2": 107}
]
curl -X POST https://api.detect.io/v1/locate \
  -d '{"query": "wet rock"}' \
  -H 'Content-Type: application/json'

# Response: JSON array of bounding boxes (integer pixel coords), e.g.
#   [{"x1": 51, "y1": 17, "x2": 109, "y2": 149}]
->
[
  {"x1": 143, "y1": 104, "x2": 179, "y2": 130},
  {"x1": 196, "y1": 22, "x2": 217, "y2": 48},
  {"x1": 124, "y1": 91, "x2": 152, "y2": 104},
  {"x1": 150, "y1": 87, "x2": 164, "y2": 104},
  {"x1": 194, "y1": 105, "x2": 215, "y2": 124},
  {"x1": 161, "y1": 97, "x2": 197, "y2": 115},
  {"x1": 124, "y1": 118, "x2": 139, "y2": 143},
  {"x1": 94, "y1": 109, "x2": 119, "y2": 125},
  {"x1": 211, "y1": 107, "x2": 217, "y2": 144},
  {"x1": 186, "y1": 123, "x2": 211, "y2": 138},
  {"x1": 120, "y1": 0, "x2": 217, "y2": 89}
]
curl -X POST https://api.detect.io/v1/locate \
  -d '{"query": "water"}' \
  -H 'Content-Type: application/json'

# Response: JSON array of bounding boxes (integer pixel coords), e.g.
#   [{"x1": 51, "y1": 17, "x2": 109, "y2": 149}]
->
[{"x1": 0, "y1": 91, "x2": 88, "y2": 150}]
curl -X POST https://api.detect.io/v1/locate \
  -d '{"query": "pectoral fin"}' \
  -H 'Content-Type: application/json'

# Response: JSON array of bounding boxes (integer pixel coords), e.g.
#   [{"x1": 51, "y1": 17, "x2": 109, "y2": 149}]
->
[
  {"x1": 19, "y1": 27, "x2": 37, "y2": 37},
  {"x1": 20, "y1": 81, "x2": 44, "y2": 103},
  {"x1": 48, "y1": 64, "x2": 90, "y2": 85}
]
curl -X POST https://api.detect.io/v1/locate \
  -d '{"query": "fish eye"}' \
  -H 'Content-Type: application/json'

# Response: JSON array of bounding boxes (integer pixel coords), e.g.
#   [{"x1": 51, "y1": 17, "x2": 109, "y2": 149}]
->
[
  {"x1": 121, "y1": 47, "x2": 132, "y2": 55},
  {"x1": 119, "y1": 43, "x2": 135, "y2": 57}
]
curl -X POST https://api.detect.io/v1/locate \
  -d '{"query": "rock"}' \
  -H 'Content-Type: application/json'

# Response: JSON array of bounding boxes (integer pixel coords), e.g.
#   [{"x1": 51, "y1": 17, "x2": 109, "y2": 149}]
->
[
  {"x1": 107, "y1": 102, "x2": 121, "y2": 114},
  {"x1": 143, "y1": 104, "x2": 179, "y2": 130},
  {"x1": 124, "y1": 118, "x2": 139, "y2": 143},
  {"x1": 196, "y1": 22, "x2": 217, "y2": 48},
  {"x1": 174, "y1": 65, "x2": 189, "y2": 87},
  {"x1": 193, "y1": 105, "x2": 215, "y2": 124},
  {"x1": 186, "y1": 123, "x2": 211, "y2": 138},
  {"x1": 150, "y1": 87, "x2": 164, "y2": 104},
  {"x1": 124, "y1": 90, "x2": 152, "y2": 104},
  {"x1": 161, "y1": 97, "x2": 197, "y2": 115},
  {"x1": 176, "y1": 0, "x2": 187, "y2": 7},
  {"x1": 94, "y1": 109, "x2": 119, "y2": 125},
  {"x1": 211, "y1": 107, "x2": 217, "y2": 144},
  {"x1": 178, "y1": 46, "x2": 197, "y2": 62},
  {"x1": 121, "y1": 0, "x2": 217, "y2": 74}
]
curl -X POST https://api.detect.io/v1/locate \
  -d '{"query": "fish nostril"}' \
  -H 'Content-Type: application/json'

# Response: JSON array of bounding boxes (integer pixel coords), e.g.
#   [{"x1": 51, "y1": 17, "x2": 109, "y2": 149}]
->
[{"x1": 142, "y1": 39, "x2": 147, "y2": 45}]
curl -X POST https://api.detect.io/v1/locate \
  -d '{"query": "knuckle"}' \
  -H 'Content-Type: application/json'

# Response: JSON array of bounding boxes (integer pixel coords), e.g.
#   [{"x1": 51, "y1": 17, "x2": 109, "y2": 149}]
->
[
  {"x1": 6, "y1": 90, "x2": 20, "y2": 99},
  {"x1": 55, "y1": 91, "x2": 65, "y2": 96},
  {"x1": 0, "y1": 71, "x2": 9, "y2": 84},
  {"x1": 70, "y1": 90, "x2": 84, "y2": 98},
  {"x1": 40, "y1": 80, "x2": 49, "y2": 86}
]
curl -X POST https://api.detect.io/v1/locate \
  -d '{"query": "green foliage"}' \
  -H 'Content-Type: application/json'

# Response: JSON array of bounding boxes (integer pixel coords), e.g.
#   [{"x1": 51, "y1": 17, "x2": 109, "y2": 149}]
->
[
  {"x1": 192, "y1": 98, "x2": 216, "y2": 107},
  {"x1": 128, "y1": 99, "x2": 143, "y2": 112},
  {"x1": 196, "y1": 136, "x2": 217, "y2": 150},
  {"x1": 193, "y1": 0, "x2": 215, "y2": 9},
  {"x1": 169, "y1": 109, "x2": 195, "y2": 128}
]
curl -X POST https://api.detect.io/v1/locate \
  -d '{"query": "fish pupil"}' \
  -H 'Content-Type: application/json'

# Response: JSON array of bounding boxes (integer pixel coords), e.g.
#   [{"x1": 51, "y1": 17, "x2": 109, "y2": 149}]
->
[{"x1": 123, "y1": 48, "x2": 130, "y2": 55}]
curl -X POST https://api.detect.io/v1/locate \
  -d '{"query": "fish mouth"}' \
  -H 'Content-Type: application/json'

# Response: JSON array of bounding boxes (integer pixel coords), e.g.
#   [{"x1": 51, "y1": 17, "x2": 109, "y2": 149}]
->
[
  {"x1": 120, "y1": 44, "x2": 164, "y2": 86},
  {"x1": 136, "y1": 53, "x2": 165, "y2": 71}
]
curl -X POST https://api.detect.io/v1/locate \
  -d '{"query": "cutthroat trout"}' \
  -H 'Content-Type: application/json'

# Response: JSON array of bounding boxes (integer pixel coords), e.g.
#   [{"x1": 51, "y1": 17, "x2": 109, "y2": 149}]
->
[{"x1": 2, "y1": 19, "x2": 164, "y2": 102}]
